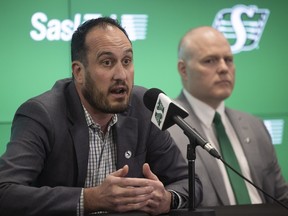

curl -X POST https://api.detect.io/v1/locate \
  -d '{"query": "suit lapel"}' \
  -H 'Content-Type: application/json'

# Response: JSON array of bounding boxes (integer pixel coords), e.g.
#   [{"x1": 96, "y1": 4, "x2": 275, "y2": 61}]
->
[
  {"x1": 115, "y1": 114, "x2": 144, "y2": 177},
  {"x1": 65, "y1": 82, "x2": 89, "y2": 187},
  {"x1": 196, "y1": 146, "x2": 231, "y2": 204},
  {"x1": 226, "y1": 109, "x2": 266, "y2": 201}
]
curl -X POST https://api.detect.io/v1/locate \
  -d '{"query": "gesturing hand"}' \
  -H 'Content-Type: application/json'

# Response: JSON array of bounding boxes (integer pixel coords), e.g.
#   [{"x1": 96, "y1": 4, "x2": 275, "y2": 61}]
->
[
  {"x1": 139, "y1": 163, "x2": 172, "y2": 215},
  {"x1": 84, "y1": 164, "x2": 155, "y2": 214}
]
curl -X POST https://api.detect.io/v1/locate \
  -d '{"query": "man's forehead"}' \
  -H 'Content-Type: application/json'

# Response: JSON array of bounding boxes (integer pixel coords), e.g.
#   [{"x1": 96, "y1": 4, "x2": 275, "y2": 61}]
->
[
  {"x1": 86, "y1": 26, "x2": 130, "y2": 45},
  {"x1": 86, "y1": 32, "x2": 132, "y2": 59}
]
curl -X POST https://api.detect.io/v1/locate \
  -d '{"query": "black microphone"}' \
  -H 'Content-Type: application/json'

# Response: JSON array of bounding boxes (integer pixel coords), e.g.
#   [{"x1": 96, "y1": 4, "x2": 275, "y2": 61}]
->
[{"x1": 143, "y1": 88, "x2": 220, "y2": 159}]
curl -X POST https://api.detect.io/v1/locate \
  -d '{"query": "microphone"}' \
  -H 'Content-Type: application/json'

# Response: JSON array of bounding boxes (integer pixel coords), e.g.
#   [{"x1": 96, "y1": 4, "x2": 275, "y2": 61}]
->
[
  {"x1": 143, "y1": 88, "x2": 188, "y2": 130},
  {"x1": 143, "y1": 88, "x2": 220, "y2": 159}
]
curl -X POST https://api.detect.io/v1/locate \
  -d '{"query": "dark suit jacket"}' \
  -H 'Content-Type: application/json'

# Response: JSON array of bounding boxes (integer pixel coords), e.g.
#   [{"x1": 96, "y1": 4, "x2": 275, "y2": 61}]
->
[
  {"x1": 168, "y1": 91, "x2": 288, "y2": 207},
  {"x1": 0, "y1": 79, "x2": 202, "y2": 216}
]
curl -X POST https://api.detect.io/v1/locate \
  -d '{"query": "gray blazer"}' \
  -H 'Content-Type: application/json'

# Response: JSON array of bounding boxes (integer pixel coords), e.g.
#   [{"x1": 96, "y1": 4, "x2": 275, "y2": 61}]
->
[
  {"x1": 168, "y1": 91, "x2": 288, "y2": 207},
  {"x1": 0, "y1": 80, "x2": 202, "y2": 216}
]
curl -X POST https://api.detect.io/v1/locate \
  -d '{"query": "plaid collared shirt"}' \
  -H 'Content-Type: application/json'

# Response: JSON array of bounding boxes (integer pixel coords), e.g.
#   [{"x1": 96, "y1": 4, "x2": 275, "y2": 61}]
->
[{"x1": 77, "y1": 106, "x2": 117, "y2": 215}]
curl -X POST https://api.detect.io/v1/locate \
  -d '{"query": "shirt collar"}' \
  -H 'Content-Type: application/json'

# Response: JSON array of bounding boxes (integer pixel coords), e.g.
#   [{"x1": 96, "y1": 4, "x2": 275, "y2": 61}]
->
[
  {"x1": 182, "y1": 89, "x2": 225, "y2": 128},
  {"x1": 82, "y1": 105, "x2": 117, "y2": 130}
]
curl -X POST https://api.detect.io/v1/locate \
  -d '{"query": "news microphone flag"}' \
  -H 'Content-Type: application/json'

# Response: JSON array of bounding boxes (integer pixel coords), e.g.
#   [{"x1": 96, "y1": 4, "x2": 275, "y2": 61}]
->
[{"x1": 144, "y1": 88, "x2": 188, "y2": 130}]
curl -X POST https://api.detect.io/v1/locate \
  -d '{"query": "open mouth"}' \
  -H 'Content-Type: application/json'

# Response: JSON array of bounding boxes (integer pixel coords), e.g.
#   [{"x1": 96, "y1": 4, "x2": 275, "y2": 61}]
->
[{"x1": 110, "y1": 86, "x2": 127, "y2": 95}]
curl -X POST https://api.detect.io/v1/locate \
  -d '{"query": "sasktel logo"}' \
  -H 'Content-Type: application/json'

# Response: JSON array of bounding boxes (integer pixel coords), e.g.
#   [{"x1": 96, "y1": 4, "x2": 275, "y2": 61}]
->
[
  {"x1": 212, "y1": 5, "x2": 270, "y2": 54},
  {"x1": 30, "y1": 12, "x2": 148, "y2": 41}
]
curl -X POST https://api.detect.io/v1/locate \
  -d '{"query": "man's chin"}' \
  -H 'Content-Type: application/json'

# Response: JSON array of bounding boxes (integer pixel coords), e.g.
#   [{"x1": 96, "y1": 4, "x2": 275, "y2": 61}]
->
[
  {"x1": 106, "y1": 103, "x2": 129, "y2": 113},
  {"x1": 216, "y1": 88, "x2": 232, "y2": 97},
  {"x1": 217, "y1": 92, "x2": 231, "y2": 101}
]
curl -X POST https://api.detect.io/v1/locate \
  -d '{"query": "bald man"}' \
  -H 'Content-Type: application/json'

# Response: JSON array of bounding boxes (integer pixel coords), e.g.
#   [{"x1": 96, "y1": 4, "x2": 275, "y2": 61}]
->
[{"x1": 168, "y1": 26, "x2": 288, "y2": 207}]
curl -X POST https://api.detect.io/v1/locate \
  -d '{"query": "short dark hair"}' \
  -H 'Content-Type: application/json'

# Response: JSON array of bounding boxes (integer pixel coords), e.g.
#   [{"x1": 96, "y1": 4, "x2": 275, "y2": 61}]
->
[{"x1": 71, "y1": 17, "x2": 131, "y2": 65}]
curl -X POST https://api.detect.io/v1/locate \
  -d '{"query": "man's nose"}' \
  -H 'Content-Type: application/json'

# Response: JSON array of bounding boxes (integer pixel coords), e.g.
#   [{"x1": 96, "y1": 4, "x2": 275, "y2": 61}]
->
[
  {"x1": 113, "y1": 63, "x2": 127, "y2": 80},
  {"x1": 217, "y1": 59, "x2": 229, "y2": 73}
]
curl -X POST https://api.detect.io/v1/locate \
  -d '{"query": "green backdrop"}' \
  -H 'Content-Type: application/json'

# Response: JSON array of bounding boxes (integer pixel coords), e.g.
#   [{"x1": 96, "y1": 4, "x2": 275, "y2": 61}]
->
[{"x1": 0, "y1": 0, "x2": 287, "y2": 180}]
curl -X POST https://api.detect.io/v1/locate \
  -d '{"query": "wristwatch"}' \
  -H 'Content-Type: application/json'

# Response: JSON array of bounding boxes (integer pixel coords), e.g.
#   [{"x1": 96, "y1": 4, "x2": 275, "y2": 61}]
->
[{"x1": 170, "y1": 191, "x2": 180, "y2": 209}]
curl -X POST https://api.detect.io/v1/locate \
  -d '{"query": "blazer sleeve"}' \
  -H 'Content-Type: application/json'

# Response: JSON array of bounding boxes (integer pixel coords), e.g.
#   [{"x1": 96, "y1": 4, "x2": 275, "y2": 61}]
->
[
  {"x1": 256, "y1": 119, "x2": 288, "y2": 204},
  {"x1": 0, "y1": 99, "x2": 82, "y2": 216}
]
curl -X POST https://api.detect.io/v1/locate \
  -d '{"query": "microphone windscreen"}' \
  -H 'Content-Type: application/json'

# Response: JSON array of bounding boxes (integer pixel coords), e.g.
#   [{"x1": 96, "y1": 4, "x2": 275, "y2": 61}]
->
[{"x1": 143, "y1": 88, "x2": 165, "y2": 111}]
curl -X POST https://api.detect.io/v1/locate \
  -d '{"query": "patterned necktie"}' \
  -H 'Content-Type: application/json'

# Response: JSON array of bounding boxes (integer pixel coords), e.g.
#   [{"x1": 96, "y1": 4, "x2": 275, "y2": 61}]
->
[{"x1": 213, "y1": 112, "x2": 251, "y2": 204}]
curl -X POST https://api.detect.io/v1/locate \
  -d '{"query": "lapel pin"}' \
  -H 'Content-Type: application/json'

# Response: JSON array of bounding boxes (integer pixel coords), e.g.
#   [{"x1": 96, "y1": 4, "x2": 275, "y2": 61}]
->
[
  {"x1": 244, "y1": 137, "x2": 250, "y2": 143},
  {"x1": 125, "y1": 150, "x2": 132, "y2": 159}
]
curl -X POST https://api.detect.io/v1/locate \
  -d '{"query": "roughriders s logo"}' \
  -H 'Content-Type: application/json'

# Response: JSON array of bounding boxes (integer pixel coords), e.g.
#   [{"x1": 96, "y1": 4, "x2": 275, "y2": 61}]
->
[{"x1": 213, "y1": 5, "x2": 270, "y2": 54}]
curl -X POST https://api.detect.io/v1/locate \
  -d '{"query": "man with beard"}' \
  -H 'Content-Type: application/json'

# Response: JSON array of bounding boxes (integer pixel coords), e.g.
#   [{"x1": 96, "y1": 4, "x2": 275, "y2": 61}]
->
[{"x1": 0, "y1": 17, "x2": 202, "y2": 216}]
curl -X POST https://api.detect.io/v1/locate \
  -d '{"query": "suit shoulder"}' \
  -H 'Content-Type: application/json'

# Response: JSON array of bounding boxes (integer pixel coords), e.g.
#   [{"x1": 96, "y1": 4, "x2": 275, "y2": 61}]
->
[
  {"x1": 132, "y1": 85, "x2": 148, "y2": 96},
  {"x1": 130, "y1": 85, "x2": 148, "y2": 104},
  {"x1": 16, "y1": 79, "x2": 73, "y2": 116},
  {"x1": 226, "y1": 107, "x2": 261, "y2": 121},
  {"x1": 225, "y1": 107, "x2": 247, "y2": 115}
]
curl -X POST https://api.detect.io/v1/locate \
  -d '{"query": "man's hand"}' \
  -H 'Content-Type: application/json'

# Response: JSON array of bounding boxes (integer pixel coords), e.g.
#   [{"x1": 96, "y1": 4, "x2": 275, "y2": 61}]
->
[
  {"x1": 139, "y1": 163, "x2": 172, "y2": 215},
  {"x1": 84, "y1": 165, "x2": 154, "y2": 213},
  {"x1": 84, "y1": 163, "x2": 172, "y2": 215}
]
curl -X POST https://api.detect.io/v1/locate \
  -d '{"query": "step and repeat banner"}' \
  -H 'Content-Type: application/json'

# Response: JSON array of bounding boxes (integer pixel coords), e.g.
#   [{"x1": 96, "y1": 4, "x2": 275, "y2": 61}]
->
[{"x1": 0, "y1": 0, "x2": 287, "y2": 179}]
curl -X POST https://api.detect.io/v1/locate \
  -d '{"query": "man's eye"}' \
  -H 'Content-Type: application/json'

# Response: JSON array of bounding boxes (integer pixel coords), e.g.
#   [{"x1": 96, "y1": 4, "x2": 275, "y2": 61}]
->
[
  {"x1": 205, "y1": 59, "x2": 215, "y2": 64},
  {"x1": 123, "y1": 58, "x2": 132, "y2": 66},
  {"x1": 225, "y1": 58, "x2": 233, "y2": 64},
  {"x1": 102, "y1": 60, "x2": 112, "y2": 66}
]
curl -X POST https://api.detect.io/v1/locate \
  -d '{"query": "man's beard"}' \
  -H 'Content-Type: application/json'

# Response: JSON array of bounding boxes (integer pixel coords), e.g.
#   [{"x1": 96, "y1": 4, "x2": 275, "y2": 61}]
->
[{"x1": 81, "y1": 71, "x2": 130, "y2": 114}]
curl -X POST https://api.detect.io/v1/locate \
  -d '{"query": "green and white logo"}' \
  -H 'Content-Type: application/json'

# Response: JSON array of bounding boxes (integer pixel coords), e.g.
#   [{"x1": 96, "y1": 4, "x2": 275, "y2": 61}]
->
[
  {"x1": 213, "y1": 4, "x2": 270, "y2": 54},
  {"x1": 154, "y1": 99, "x2": 165, "y2": 127}
]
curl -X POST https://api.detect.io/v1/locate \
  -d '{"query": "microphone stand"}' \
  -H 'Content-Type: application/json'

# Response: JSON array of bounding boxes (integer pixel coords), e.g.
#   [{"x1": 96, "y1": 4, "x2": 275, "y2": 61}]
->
[
  {"x1": 187, "y1": 141, "x2": 196, "y2": 211},
  {"x1": 170, "y1": 117, "x2": 215, "y2": 216}
]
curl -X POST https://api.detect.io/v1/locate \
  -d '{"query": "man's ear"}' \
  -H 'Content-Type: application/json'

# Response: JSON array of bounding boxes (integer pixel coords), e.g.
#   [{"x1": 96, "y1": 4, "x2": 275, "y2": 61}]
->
[
  {"x1": 72, "y1": 61, "x2": 84, "y2": 83},
  {"x1": 178, "y1": 60, "x2": 187, "y2": 80}
]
